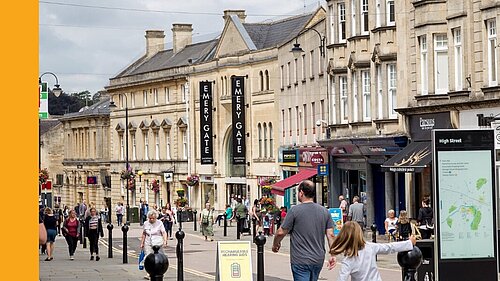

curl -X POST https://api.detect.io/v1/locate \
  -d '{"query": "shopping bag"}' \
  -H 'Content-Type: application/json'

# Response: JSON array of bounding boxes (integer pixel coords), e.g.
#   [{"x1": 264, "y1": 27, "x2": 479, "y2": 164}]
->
[{"x1": 138, "y1": 250, "x2": 145, "y2": 270}]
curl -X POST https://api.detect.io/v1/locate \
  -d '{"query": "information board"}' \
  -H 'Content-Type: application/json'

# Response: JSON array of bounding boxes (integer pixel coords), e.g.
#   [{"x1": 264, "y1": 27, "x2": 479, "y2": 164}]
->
[
  {"x1": 216, "y1": 241, "x2": 253, "y2": 281},
  {"x1": 329, "y1": 208, "x2": 343, "y2": 236},
  {"x1": 433, "y1": 129, "x2": 498, "y2": 280}
]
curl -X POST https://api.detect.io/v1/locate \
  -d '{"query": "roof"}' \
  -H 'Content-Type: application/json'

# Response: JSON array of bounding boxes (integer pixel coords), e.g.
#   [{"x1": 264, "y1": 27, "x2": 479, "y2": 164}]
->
[
  {"x1": 61, "y1": 97, "x2": 111, "y2": 120},
  {"x1": 242, "y1": 12, "x2": 316, "y2": 49},
  {"x1": 114, "y1": 39, "x2": 218, "y2": 78},
  {"x1": 40, "y1": 119, "x2": 62, "y2": 135}
]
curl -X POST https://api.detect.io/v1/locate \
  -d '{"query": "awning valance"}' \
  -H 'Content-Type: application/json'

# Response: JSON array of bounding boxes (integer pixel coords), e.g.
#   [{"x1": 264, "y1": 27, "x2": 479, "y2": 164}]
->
[
  {"x1": 271, "y1": 169, "x2": 317, "y2": 196},
  {"x1": 381, "y1": 141, "x2": 431, "y2": 173}
]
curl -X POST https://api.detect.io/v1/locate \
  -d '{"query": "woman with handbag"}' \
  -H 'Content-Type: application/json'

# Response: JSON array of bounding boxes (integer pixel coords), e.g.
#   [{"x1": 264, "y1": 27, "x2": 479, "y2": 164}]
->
[
  {"x1": 199, "y1": 202, "x2": 215, "y2": 241},
  {"x1": 62, "y1": 209, "x2": 80, "y2": 260},
  {"x1": 140, "y1": 209, "x2": 168, "y2": 280},
  {"x1": 84, "y1": 207, "x2": 104, "y2": 261}
]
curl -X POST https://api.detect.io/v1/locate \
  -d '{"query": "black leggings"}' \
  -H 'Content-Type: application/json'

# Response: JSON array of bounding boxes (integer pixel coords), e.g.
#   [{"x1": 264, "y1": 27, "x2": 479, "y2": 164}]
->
[
  {"x1": 87, "y1": 229, "x2": 100, "y2": 255},
  {"x1": 65, "y1": 235, "x2": 78, "y2": 256}
]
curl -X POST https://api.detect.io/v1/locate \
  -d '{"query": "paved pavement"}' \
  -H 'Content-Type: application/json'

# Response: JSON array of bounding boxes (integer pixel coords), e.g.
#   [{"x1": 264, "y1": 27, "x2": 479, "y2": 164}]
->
[{"x1": 40, "y1": 221, "x2": 410, "y2": 280}]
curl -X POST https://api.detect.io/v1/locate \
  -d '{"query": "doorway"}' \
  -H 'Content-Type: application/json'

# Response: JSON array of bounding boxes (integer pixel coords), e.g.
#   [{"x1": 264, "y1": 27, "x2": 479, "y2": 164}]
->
[{"x1": 226, "y1": 183, "x2": 246, "y2": 205}]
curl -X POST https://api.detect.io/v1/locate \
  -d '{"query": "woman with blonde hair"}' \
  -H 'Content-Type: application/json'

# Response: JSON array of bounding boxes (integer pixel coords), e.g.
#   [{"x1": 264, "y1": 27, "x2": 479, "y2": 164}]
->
[{"x1": 330, "y1": 221, "x2": 416, "y2": 281}]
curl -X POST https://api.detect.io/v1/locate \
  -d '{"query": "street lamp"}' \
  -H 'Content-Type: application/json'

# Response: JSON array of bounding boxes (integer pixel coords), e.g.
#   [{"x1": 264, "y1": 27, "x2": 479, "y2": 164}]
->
[
  {"x1": 39, "y1": 72, "x2": 63, "y2": 207},
  {"x1": 290, "y1": 28, "x2": 326, "y2": 58},
  {"x1": 109, "y1": 94, "x2": 131, "y2": 224}
]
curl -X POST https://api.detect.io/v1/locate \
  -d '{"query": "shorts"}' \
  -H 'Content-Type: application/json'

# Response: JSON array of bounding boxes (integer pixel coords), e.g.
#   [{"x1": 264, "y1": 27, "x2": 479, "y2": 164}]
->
[{"x1": 47, "y1": 229, "x2": 57, "y2": 243}]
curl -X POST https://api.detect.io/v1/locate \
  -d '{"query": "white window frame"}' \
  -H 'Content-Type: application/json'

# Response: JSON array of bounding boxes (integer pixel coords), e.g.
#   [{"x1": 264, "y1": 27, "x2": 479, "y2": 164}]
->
[
  {"x1": 434, "y1": 34, "x2": 449, "y2": 94},
  {"x1": 362, "y1": 70, "x2": 371, "y2": 121},
  {"x1": 182, "y1": 131, "x2": 187, "y2": 159},
  {"x1": 143, "y1": 90, "x2": 148, "y2": 107},
  {"x1": 329, "y1": 4, "x2": 335, "y2": 44},
  {"x1": 386, "y1": 0, "x2": 395, "y2": 26},
  {"x1": 263, "y1": 123, "x2": 268, "y2": 158},
  {"x1": 352, "y1": 71, "x2": 358, "y2": 122},
  {"x1": 269, "y1": 123, "x2": 274, "y2": 158},
  {"x1": 130, "y1": 92, "x2": 135, "y2": 108},
  {"x1": 339, "y1": 3, "x2": 346, "y2": 43},
  {"x1": 351, "y1": 0, "x2": 356, "y2": 37},
  {"x1": 144, "y1": 132, "x2": 149, "y2": 160},
  {"x1": 153, "y1": 88, "x2": 158, "y2": 105},
  {"x1": 132, "y1": 134, "x2": 137, "y2": 160},
  {"x1": 361, "y1": 0, "x2": 369, "y2": 35},
  {"x1": 181, "y1": 84, "x2": 186, "y2": 102},
  {"x1": 420, "y1": 36, "x2": 428, "y2": 95},
  {"x1": 375, "y1": 0, "x2": 381, "y2": 28},
  {"x1": 166, "y1": 130, "x2": 171, "y2": 160},
  {"x1": 258, "y1": 123, "x2": 262, "y2": 158},
  {"x1": 453, "y1": 28, "x2": 463, "y2": 90},
  {"x1": 154, "y1": 131, "x2": 160, "y2": 160},
  {"x1": 165, "y1": 87, "x2": 170, "y2": 104},
  {"x1": 487, "y1": 19, "x2": 498, "y2": 86},
  {"x1": 340, "y1": 76, "x2": 348, "y2": 123},
  {"x1": 387, "y1": 64, "x2": 397, "y2": 119},
  {"x1": 330, "y1": 76, "x2": 337, "y2": 124},
  {"x1": 120, "y1": 134, "x2": 124, "y2": 160}
]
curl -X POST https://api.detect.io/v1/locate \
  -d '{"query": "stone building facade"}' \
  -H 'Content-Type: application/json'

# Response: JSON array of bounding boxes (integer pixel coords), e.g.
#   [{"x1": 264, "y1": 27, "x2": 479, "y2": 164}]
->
[{"x1": 40, "y1": 119, "x2": 64, "y2": 208}]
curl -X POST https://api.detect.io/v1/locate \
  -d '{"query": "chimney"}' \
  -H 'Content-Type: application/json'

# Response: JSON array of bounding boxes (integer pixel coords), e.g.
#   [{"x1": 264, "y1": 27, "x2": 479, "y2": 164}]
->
[
  {"x1": 223, "y1": 10, "x2": 247, "y2": 23},
  {"x1": 171, "y1": 24, "x2": 193, "y2": 54},
  {"x1": 145, "y1": 30, "x2": 165, "y2": 58}
]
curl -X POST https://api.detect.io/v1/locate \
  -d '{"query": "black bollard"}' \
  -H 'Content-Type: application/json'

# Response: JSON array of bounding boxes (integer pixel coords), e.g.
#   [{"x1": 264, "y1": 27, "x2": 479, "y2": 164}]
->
[
  {"x1": 144, "y1": 245, "x2": 169, "y2": 281},
  {"x1": 236, "y1": 216, "x2": 241, "y2": 240},
  {"x1": 175, "y1": 229, "x2": 185, "y2": 281},
  {"x1": 121, "y1": 224, "x2": 129, "y2": 264},
  {"x1": 397, "y1": 246, "x2": 423, "y2": 281},
  {"x1": 177, "y1": 209, "x2": 183, "y2": 230},
  {"x1": 107, "y1": 223, "x2": 113, "y2": 258},
  {"x1": 79, "y1": 218, "x2": 84, "y2": 245},
  {"x1": 81, "y1": 218, "x2": 87, "y2": 248},
  {"x1": 252, "y1": 218, "x2": 257, "y2": 239},
  {"x1": 223, "y1": 212, "x2": 227, "y2": 237},
  {"x1": 193, "y1": 210, "x2": 197, "y2": 232},
  {"x1": 254, "y1": 231, "x2": 266, "y2": 281},
  {"x1": 371, "y1": 223, "x2": 377, "y2": 243}
]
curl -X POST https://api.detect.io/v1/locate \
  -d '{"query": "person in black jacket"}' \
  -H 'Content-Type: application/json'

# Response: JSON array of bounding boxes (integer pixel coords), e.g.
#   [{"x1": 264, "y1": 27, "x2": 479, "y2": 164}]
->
[
  {"x1": 417, "y1": 196, "x2": 434, "y2": 239},
  {"x1": 43, "y1": 207, "x2": 58, "y2": 261},
  {"x1": 84, "y1": 207, "x2": 104, "y2": 261}
]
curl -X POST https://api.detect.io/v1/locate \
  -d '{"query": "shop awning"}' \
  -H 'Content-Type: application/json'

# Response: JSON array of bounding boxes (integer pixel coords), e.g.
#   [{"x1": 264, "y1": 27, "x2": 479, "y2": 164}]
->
[
  {"x1": 271, "y1": 169, "x2": 317, "y2": 196},
  {"x1": 381, "y1": 141, "x2": 432, "y2": 173}
]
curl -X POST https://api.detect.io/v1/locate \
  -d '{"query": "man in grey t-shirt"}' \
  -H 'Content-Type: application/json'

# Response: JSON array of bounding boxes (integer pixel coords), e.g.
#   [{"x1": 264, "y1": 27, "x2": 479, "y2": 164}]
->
[
  {"x1": 348, "y1": 196, "x2": 365, "y2": 229},
  {"x1": 272, "y1": 180, "x2": 335, "y2": 281}
]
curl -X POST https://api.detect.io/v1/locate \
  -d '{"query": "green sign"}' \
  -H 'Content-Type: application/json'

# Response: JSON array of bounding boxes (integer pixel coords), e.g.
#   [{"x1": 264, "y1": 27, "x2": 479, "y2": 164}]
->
[{"x1": 39, "y1": 82, "x2": 48, "y2": 119}]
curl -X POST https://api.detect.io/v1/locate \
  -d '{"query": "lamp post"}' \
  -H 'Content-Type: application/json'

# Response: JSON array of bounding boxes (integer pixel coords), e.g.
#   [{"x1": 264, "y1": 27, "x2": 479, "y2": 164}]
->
[
  {"x1": 109, "y1": 94, "x2": 130, "y2": 224},
  {"x1": 290, "y1": 28, "x2": 326, "y2": 58},
  {"x1": 39, "y1": 72, "x2": 63, "y2": 206}
]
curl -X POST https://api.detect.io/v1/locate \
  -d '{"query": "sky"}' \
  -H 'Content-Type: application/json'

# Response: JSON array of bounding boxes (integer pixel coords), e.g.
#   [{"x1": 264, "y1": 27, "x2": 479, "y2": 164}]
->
[{"x1": 39, "y1": 0, "x2": 325, "y2": 95}]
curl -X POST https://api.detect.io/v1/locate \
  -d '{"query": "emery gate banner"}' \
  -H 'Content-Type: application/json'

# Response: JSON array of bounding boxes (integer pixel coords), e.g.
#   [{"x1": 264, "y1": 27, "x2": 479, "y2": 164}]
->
[
  {"x1": 200, "y1": 81, "x2": 214, "y2": 164},
  {"x1": 232, "y1": 76, "x2": 246, "y2": 165}
]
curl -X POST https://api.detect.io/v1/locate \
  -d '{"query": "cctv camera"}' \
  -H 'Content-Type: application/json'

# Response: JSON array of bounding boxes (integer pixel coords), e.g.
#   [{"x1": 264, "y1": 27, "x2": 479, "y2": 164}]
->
[{"x1": 316, "y1": 120, "x2": 322, "y2": 127}]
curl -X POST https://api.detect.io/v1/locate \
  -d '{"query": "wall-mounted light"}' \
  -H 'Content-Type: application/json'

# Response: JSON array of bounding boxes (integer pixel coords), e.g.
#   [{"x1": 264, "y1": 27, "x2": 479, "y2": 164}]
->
[{"x1": 291, "y1": 28, "x2": 326, "y2": 58}]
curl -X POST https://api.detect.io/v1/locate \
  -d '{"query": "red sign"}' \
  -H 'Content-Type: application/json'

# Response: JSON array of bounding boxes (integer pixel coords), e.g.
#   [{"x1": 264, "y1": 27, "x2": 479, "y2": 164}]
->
[
  {"x1": 310, "y1": 154, "x2": 325, "y2": 167},
  {"x1": 42, "y1": 180, "x2": 52, "y2": 190}
]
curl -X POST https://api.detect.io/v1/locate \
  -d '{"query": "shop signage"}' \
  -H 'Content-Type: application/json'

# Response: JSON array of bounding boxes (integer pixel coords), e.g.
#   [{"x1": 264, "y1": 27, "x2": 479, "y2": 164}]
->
[
  {"x1": 200, "y1": 175, "x2": 214, "y2": 183},
  {"x1": 410, "y1": 112, "x2": 452, "y2": 141},
  {"x1": 282, "y1": 150, "x2": 297, "y2": 163},
  {"x1": 163, "y1": 172, "x2": 173, "y2": 182},
  {"x1": 200, "y1": 81, "x2": 214, "y2": 164},
  {"x1": 87, "y1": 176, "x2": 97, "y2": 185},
  {"x1": 39, "y1": 82, "x2": 48, "y2": 119},
  {"x1": 310, "y1": 153, "x2": 325, "y2": 166},
  {"x1": 317, "y1": 164, "x2": 329, "y2": 176},
  {"x1": 231, "y1": 76, "x2": 246, "y2": 165},
  {"x1": 216, "y1": 241, "x2": 253, "y2": 281},
  {"x1": 298, "y1": 148, "x2": 328, "y2": 167}
]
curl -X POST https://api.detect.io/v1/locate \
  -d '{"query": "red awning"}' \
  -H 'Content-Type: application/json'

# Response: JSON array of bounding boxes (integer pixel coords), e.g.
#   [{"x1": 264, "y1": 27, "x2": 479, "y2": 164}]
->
[{"x1": 271, "y1": 169, "x2": 318, "y2": 196}]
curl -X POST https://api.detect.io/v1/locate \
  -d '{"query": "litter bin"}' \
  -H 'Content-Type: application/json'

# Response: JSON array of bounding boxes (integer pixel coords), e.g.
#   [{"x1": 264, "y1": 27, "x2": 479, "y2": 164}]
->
[
  {"x1": 129, "y1": 207, "x2": 140, "y2": 223},
  {"x1": 416, "y1": 239, "x2": 435, "y2": 281}
]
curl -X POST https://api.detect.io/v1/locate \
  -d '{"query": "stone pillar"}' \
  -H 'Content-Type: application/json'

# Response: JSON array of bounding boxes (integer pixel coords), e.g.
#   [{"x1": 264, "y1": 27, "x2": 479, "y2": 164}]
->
[
  {"x1": 385, "y1": 172, "x2": 395, "y2": 213},
  {"x1": 365, "y1": 163, "x2": 375, "y2": 228}
]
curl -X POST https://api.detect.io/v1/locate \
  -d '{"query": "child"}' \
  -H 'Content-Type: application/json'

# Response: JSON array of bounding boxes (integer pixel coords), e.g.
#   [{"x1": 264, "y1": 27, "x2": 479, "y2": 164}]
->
[
  {"x1": 396, "y1": 210, "x2": 411, "y2": 241},
  {"x1": 262, "y1": 212, "x2": 270, "y2": 236},
  {"x1": 330, "y1": 221, "x2": 416, "y2": 281}
]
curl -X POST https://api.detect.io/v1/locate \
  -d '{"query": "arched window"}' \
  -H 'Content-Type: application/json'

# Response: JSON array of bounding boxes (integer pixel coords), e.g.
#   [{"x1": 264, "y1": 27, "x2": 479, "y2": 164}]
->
[
  {"x1": 258, "y1": 123, "x2": 262, "y2": 158},
  {"x1": 259, "y1": 71, "x2": 264, "y2": 91},
  {"x1": 263, "y1": 123, "x2": 268, "y2": 158},
  {"x1": 269, "y1": 122, "x2": 273, "y2": 158},
  {"x1": 265, "y1": 70, "x2": 270, "y2": 90}
]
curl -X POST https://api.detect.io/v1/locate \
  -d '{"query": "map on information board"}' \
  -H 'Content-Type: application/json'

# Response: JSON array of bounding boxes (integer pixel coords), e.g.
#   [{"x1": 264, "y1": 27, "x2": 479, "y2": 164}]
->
[{"x1": 437, "y1": 150, "x2": 495, "y2": 259}]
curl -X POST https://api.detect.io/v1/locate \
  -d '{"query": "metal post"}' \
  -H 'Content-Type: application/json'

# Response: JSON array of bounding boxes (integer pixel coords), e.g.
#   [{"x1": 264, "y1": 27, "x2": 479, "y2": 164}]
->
[
  {"x1": 79, "y1": 218, "x2": 84, "y2": 245},
  {"x1": 254, "y1": 231, "x2": 266, "y2": 281},
  {"x1": 223, "y1": 211, "x2": 227, "y2": 237},
  {"x1": 107, "y1": 223, "x2": 113, "y2": 258},
  {"x1": 122, "y1": 224, "x2": 129, "y2": 264},
  {"x1": 81, "y1": 218, "x2": 87, "y2": 248},
  {"x1": 236, "y1": 216, "x2": 241, "y2": 240},
  {"x1": 371, "y1": 223, "x2": 377, "y2": 243},
  {"x1": 124, "y1": 95, "x2": 130, "y2": 225},
  {"x1": 176, "y1": 229, "x2": 185, "y2": 281},
  {"x1": 178, "y1": 209, "x2": 183, "y2": 230},
  {"x1": 193, "y1": 210, "x2": 197, "y2": 232}
]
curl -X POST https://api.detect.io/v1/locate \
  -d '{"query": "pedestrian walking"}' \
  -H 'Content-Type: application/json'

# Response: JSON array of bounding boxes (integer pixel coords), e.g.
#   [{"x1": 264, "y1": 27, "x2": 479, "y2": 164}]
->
[
  {"x1": 53, "y1": 204, "x2": 63, "y2": 236},
  {"x1": 79, "y1": 200, "x2": 87, "y2": 220},
  {"x1": 62, "y1": 209, "x2": 80, "y2": 260},
  {"x1": 339, "y1": 195, "x2": 349, "y2": 222},
  {"x1": 159, "y1": 205, "x2": 174, "y2": 240},
  {"x1": 417, "y1": 196, "x2": 434, "y2": 239},
  {"x1": 234, "y1": 198, "x2": 248, "y2": 236},
  {"x1": 100, "y1": 205, "x2": 109, "y2": 224},
  {"x1": 84, "y1": 207, "x2": 104, "y2": 261},
  {"x1": 330, "y1": 221, "x2": 417, "y2": 281},
  {"x1": 140, "y1": 209, "x2": 168, "y2": 280},
  {"x1": 251, "y1": 199, "x2": 262, "y2": 233},
  {"x1": 63, "y1": 205, "x2": 69, "y2": 220},
  {"x1": 115, "y1": 202, "x2": 124, "y2": 226},
  {"x1": 272, "y1": 180, "x2": 336, "y2": 281},
  {"x1": 43, "y1": 207, "x2": 58, "y2": 261},
  {"x1": 348, "y1": 196, "x2": 365, "y2": 229},
  {"x1": 199, "y1": 203, "x2": 215, "y2": 241}
]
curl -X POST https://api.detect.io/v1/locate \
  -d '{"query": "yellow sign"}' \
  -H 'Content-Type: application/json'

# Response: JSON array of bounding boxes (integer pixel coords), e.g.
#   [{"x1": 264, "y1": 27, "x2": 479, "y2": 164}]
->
[{"x1": 216, "y1": 241, "x2": 253, "y2": 281}]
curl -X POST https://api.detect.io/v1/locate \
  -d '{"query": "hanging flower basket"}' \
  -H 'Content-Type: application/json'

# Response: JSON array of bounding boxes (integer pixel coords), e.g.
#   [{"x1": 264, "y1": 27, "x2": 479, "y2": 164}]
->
[
  {"x1": 261, "y1": 185, "x2": 272, "y2": 195},
  {"x1": 127, "y1": 178, "x2": 136, "y2": 190},
  {"x1": 39, "y1": 168, "x2": 49, "y2": 185},
  {"x1": 186, "y1": 174, "x2": 199, "y2": 186},
  {"x1": 259, "y1": 178, "x2": 276, "y2": 186},
  {"x1": 151, "y1": 179, "x2": 160, "y2": 193},
  {"x1": 120, "y1": 168, "x2": 134, "y2": 180},
  {"x1": 175, "y1": 197, "x2": 188, "y2": 207},
  {"x1": 259, "y1": 197, "x2": 278, "y2": 212}
]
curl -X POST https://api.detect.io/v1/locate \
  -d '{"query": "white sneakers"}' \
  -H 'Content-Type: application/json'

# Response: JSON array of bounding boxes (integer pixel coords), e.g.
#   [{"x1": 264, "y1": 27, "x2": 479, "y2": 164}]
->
[{"x1": 70, "y1": 256, "x2": 74, "y2": 260}]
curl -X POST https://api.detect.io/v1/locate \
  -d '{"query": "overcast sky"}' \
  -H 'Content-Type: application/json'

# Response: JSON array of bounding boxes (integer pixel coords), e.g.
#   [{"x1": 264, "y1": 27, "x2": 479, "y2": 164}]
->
[{"x1": 39, "y1": 0, "x2": 325, "y2": 95}]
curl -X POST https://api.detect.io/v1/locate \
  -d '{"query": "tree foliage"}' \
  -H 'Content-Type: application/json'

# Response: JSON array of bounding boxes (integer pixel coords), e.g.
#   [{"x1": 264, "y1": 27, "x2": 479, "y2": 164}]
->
[{"x1": 48, "y1": 90, "x2": 100, "y2": 115}]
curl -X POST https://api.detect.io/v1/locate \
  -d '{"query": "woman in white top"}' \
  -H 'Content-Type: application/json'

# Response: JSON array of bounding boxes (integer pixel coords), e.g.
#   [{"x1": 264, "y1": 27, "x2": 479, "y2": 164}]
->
[
  {"x1": 140, "y1": 209, "x2": 168, "y2": 256},
  {"x1": 330, "y1": 221, "x2": 416, "y2": 281},
  {"x1": 384, "y1": 209, "x2": 398, "y2": 241}
]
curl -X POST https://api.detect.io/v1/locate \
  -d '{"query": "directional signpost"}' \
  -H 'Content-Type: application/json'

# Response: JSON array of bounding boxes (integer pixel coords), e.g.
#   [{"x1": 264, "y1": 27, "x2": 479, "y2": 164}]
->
[{"x1": 39, "y1": 82, "x2": 48, "y2": 119}]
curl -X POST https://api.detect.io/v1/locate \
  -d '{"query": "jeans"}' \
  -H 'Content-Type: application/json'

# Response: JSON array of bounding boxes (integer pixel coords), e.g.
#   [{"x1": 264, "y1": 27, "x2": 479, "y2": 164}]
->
[
  {"x1": 291, "y1": 263, "x2": 323, "y2": 281},
  {"x1": 65, "y1": 235, "x2": 78, "y2": 256},
  {"x1": 117, "y1": 214, "x2": 123, "y2": 226}
]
